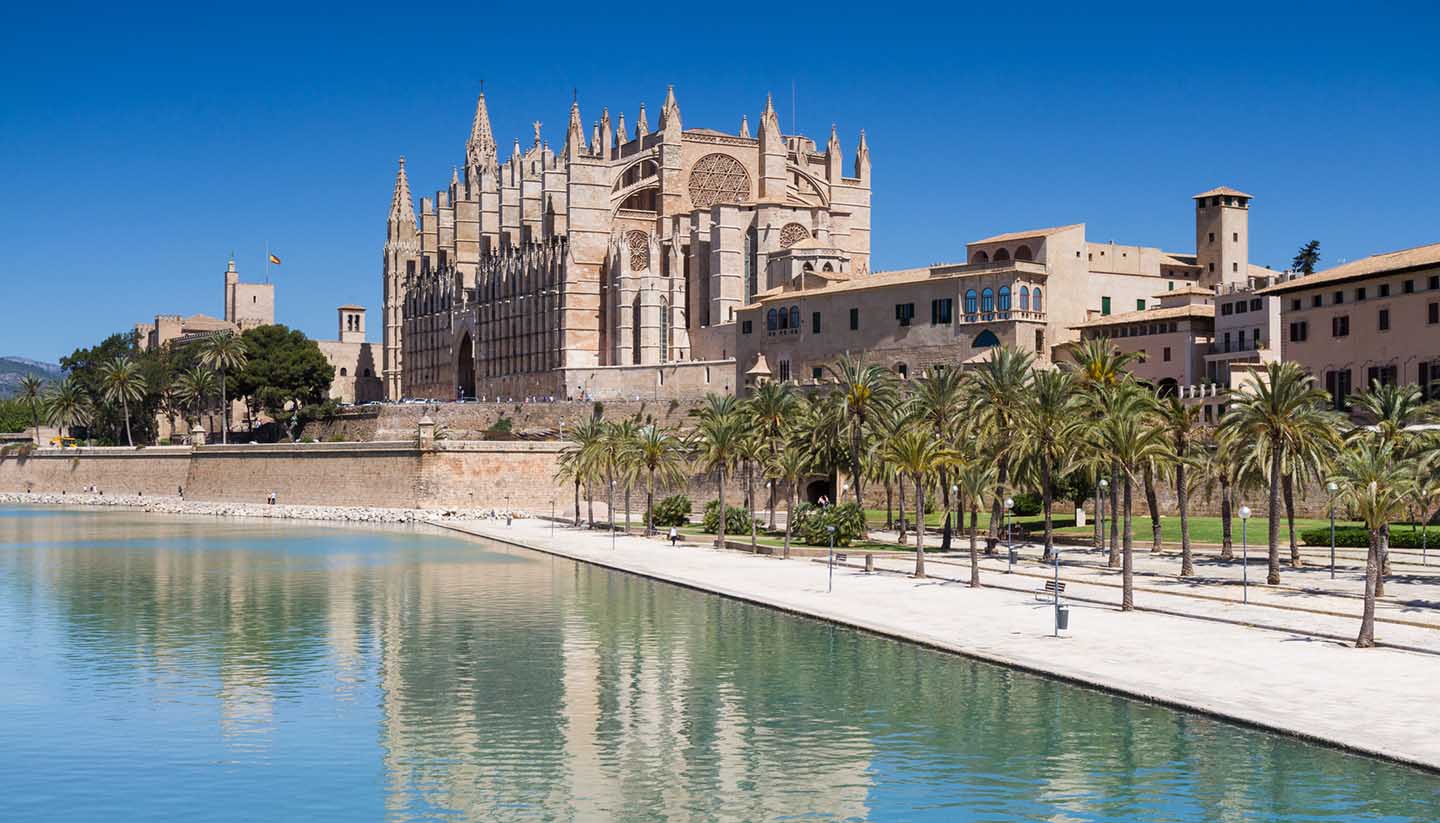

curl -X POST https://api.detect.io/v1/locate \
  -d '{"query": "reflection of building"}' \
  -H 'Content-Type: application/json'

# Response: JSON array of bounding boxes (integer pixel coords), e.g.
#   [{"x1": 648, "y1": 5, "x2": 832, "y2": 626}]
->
[
  {"x1": 383, "y1": 87, "x2": 871, "y2": 401},
  {"x1": 1258, "y1": 242, "x2": 1440, "y2": 409}
]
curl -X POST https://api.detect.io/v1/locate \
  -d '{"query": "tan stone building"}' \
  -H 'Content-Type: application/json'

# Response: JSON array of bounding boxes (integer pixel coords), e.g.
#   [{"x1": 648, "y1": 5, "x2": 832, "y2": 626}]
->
[
  {"x1": 137, "y1": 260, "x2": 274, "y2": 351},
  {"x1": 1258, "y1": 242, "x2": 1440, "y2": 408},
  {"x1": 733, "y1": 188, "x2": 1268, "y2": 391},
  {"x1": 1071, "y1": 286, "x2": 1216, "y2": 391},
  {"x1": 315, "y1": 306, "x2": 383, "y2": 404},
  {"x1": 383, "y1": 87, "x2": 871, "y2": 401}
]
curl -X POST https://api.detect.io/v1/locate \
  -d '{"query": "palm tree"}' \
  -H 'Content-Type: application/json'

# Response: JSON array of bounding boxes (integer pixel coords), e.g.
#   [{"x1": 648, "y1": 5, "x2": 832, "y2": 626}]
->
[
  {"x1": 913, "y1": 367, "x2": 966, "y2": 549},
  {"x1": 173, "y1": 367, "x2": 218, "y2": 437},
  {"x1": 43, "y1": 378, "x2": 91, "y2": 439},
  {"x1": 828, "y1": 353, "x2": 897, "y2": 520},
  {"x1": 1221, "y1": 361, "x2": 1333, "y2": 585},
  {"x1": 609, "y1": 419, "x2": 642, "y2": 532},
  {"x1": 1349, "y1": 382, "x2": 1433, "y2": 592},
  {"x1": 736, "y1": 430, "x2": 769, "y2": 551},
  {"x1": 694, "y1": 393, "x2": 745, "y2": 549},
  {"x1": 954, "y1": 457, "x2": 997, "y2": 588},
  {"x1": 558, "y1": 417, "x2": 605, "y2": 527},
  {"x1": 1092, "y1": 381, "x2": 1172, "y2": 610},
  {"x1": 871, "y1": 398, "x2": 914, "y2": 542},
  {"x1": 767, "y1": 444, "x2": 811, "y2": 559},
  {"x1": 1332, "y1": 439, "x2": 1415, "y2": 647},
  {"x1": 1065, "y1": 339, "x2": 1145, "y2": 565},
  {"x1": 965, "y1": 345, "x2": 1034, "y2": 549},
  {"x1": 199, "y1": 332, "x2": 248, "y2": 445},
  {"x1": 18, "y1": 374, "x2": 45, "y2": 445},
  {"x1": 626, "y1": 424, "x2": 687, "y2": 535},
  {"x1": 99, "y1": 355, "x2": 147, "y2": 447},
  {"x1": 1017, "y1": 368, "x2": 1081, "y2": 560},
  {"x1": 1162, "y1": 397, "x2": 1202, "y2": 577},
  {"x1": 747, "y1": 381, "x2": 795, "y2": 530},
  {"x1": 591, "y1": 421, "x2": 631, "y2": 533},
  {"x1": 883, "y1": 427, "x2": 952, "y2": 578}
]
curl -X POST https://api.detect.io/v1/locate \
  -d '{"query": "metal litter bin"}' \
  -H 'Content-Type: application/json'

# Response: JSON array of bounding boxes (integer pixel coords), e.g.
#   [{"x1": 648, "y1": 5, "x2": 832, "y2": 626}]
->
[{"x1": 1055, "y1": 605, "x2": 1070, "y2": 631}]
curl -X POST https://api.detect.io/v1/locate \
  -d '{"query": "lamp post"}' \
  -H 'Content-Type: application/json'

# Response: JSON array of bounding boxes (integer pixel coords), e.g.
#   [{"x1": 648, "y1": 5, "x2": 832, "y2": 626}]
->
[
  {"x1": 951, "y1": 485, "x2": 959, "y2": 552},
  {"x1": 1326, "y1": 481, "x2": 1339, "y2": 579},
  {"x1": 1098, "y1": 478, "x2": 1109, "y2": 553},
  {"x1": 1053, "y1": 534, "x2": 1063, "y2": 637},
  {"x1": 827, "y1": 525, "x2": 837, "y2": 593},
  {"x1": 1004, "y1": 496, "x2": 1015, "y2": 573},
  {"x1": 1239, "y1": 505, "x2": 1252, "y2": 603}
]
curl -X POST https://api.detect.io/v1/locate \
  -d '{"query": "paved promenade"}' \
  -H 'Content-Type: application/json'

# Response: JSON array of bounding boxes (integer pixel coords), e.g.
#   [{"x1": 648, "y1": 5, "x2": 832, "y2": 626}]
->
[{"x1": 442, "y1": 518, "x2": 1440, "y2": 773}]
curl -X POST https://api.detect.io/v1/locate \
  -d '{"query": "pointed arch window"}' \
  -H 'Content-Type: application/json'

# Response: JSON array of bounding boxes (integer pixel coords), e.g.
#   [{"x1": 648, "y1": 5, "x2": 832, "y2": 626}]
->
[
  {"x1": 1020, "y1": 286, "x2": 1030, "y2": 311},
  {"x1": 974, "y1": 330, "x2": 1001, "y2": 348},
  {"x1": 964, "y1": 289, "x2": 978, "y2": 314},
  {"x1": 981, "y1": 288, "x2": 995, "y2": 313}
]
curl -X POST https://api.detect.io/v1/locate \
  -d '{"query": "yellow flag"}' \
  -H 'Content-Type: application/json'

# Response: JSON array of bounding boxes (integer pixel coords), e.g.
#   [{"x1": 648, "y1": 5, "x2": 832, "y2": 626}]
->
[{"x1": 268, "y1": 254, "x2": 282, "y2": 265}]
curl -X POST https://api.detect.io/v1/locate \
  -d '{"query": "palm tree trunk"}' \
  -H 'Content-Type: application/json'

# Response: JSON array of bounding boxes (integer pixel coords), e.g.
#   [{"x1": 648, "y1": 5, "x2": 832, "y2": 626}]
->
[
  {"x1": 219, "y1": 366, "x2": 227, "y2": 445},
  {"x1": 1283, "y1": 473, "x2": 1300, "y2": 567},
  {"x1": 1041, "y1": 457, "x2": 1055, "y2": 561},
  {"x1": 1093, "y1": 477, "x2": 1103, "y2": 550},
  {"x1": 121, "y1": 395, "x2": 134, "y2": 447},
  {"x1": 913, "y1": 476, "x2": 926, "y2": 578},
  {"x1": 784, "y1": 484, "x2": 794, "y2": 559},
  {"x1": 897, "y1": 476, "x2": 908, "y2": 545},
  {"x1": 939, "y1": 468, "x2": 953, "y2": 552},
  {"x1": 716, "y1": 466, "x2": 727, "y2": 549},
  {"x1": 1376, "y1": 524, "x2": 1389, "y2": 598},
  {"x1": 1178, "y1": 464, "x2": 1194, "y2": 577},
  {"x1": 849, "y1": 427, "x2": 865, "y2": 513},
  {"x1": 573, "y1": 478, "x2": 582, "y2": 527},
  {"x1": 1144, "y1": 464, "x2": 1161, "y2": 553},
  {"x1": 969, "y1": 504, "x2": 980, "y2": 588},
  {"x1": 884, "y1": 479, "x2": 894, "y2": 530},
  {"x1": 1108, "y1": 463, "x2": 1120, "y2": 567},
  {"x1": 1220, "y1": 476, "x2": 1234, "y2": 561},
  {"x1": 607, "y1": 466, "x2": 615, "y2": 533},
  {"x1": 624, "y1": 482, "x2": 632, "y2": 532},
  {"x1": 646, "y1": 469, "x2": 655, "y2": 536},
  {"x1": 587, "y1": 480, "x2": 595, "y2": 527},
  {"x1": 767, "y1": 458, "x2": 777, "y2": 532},
  {"x1": 747, "y1": 464, "x2": 757, "y2": 552},
  {"x1": 1122, "y1": 474, "x2": 1135, "y2": 611},
  {"x1": 988, "y1": 458, "x2": 1009, "y2": 550},
  {"x1": 1267, "y1": 443, "x2": 1282, "y2": 585},
  {"x1": 1357, "y1": 529, "x2": 1379, "y2": 647}
]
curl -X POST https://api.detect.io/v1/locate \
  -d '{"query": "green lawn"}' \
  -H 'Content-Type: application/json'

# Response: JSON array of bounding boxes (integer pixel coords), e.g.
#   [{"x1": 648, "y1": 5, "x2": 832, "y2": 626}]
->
[{"x1": 674, "y1": 524, "x2": 914, "y2": 553}]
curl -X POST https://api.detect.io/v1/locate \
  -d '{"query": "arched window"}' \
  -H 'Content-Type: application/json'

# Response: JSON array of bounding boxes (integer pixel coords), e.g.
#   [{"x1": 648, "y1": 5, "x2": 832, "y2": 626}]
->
[
  {"x1": 993, "y1": 248, "x2": 1011, "y2": 262},
  {"x1": 822, "y1": 262, "x2": 834, "y2": 272},
  {"x1": 1015, "y1": 245, "x2": 1033, "y2": 262},
  {"x1": 767, "y1": 308, "x2": 778, "y2": 331},
  {"x1": 895, "y1": 362, "x2": 909, "y2": 379},
  {"x1": 339, "y1": 367, "x2": 348, "y2": 377},
  {"x1": 964, "y1": 289, "x2": 978, "y2": 314},
  {"x1": 1033, "y1": 288, "x2": 1043, "y2": 313},
  {"x1": 789, "y1": 306, "x2": 800, "y2": 331},
  {"x1": 981, "y1": 288, "x2": 995, "y2": 313},
  {"x1": 973, "y1": 330, "x2": 1001, "y2": 348},
  {"x1": 1020, "y1": 286, "x2": 1030, "y2": 311},
  {"x1": 364, "y1": 368, "x2": 371, "y2": 377},
  {"x1": 998, "y1": 286, "x2": 1012, "y2": 312},
  {"x1": 803, "y1": 262, "x2": 814, "y2": 272},
  {"x1": 778, "y1": 308, "x2": 788, "y2": 330},
  {"x1": 659, "y1": 298, "x2": 670, "y2": 362},
  {"x1": 972, "y1": 250, "x2": 990, "y2": 264}
]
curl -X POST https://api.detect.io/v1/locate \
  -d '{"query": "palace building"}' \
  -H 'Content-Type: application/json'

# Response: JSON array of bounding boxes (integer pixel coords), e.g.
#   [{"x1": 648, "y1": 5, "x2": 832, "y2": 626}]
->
[{"x1": 382, "y1": 87, "x2": 871, "y2": 400}]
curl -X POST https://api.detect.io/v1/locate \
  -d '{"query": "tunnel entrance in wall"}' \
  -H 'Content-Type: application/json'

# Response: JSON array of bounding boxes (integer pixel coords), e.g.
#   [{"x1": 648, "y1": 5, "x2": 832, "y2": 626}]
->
[{"x1": 456, "y1": 332, "x2": 476, "y2": 401}]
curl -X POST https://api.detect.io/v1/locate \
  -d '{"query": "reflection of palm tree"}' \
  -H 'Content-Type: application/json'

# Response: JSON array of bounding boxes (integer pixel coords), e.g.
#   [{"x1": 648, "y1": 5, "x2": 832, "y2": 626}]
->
[
  {"x1": 99, "y1": 355, "x2": 146, "y2": 447},
  {"x1": 44, "y1": 378, "x2": 92, "y2": 439}
]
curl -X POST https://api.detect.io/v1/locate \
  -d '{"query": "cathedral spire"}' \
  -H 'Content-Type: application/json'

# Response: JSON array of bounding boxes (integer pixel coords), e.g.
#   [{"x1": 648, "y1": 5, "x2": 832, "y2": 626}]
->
[
  {"x1": 854, "y1": 129, "x2": 870, "y2": 180},
  {"x1": 565, "y1": 99, "x2": 587, "y2": 159},
  {"x1": 636, "y1": 103, "x2": 649, "y2": 137},
  {"x1": 451, "y1": 165, "x2": 460, "y2": 187},
  {"x1": 592, "y1": 121, "x2": 602, "y2": 155},
  {"x1": 389, "y1": 156, "x2": 415, "y2": 226},
  {"x1": 616, "y1": 110, "x2": 628, "y2": 144},
  {"x1": 466, "y1": 89, "x2": 497, "y2": 171},
  {"x1": 739, "y1": 114, "x2": 750, "y2": 139},
  {"x1": 659, "y1": 84, "x2": 681, "y2": 133}
]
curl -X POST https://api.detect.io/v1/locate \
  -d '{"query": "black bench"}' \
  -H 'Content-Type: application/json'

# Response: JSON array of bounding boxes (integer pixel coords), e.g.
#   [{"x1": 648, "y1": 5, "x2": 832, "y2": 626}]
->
[{"x1": 1036, "y1": 579, "x2": 1066, "y2": 601}]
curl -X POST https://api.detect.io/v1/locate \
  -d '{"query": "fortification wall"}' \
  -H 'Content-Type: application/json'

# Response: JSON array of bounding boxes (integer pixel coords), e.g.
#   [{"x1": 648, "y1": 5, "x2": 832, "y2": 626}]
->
[
  {"x1": 0, "y1": 447, "x2": 192, "y2": 496},
  {"x1": 308, "y1": 398, "x2": 705, "y2": 442},
  {"x1": 184, "y1": 443, "x2": 424, "y2": 507}
]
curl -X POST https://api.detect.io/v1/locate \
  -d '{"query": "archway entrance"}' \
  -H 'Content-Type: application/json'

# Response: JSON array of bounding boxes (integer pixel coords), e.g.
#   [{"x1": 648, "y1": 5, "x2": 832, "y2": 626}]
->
[
  {"x1": 456, "y1": 332, "x2": 476, "y2": 401},
  {"x1": 805, "y1": 478, "x2": 835, "y2": 505}
]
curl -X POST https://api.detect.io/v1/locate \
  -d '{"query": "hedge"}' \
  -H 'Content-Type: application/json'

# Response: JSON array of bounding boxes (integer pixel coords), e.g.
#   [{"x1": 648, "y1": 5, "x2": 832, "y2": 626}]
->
[{"x1": 1300, "y1": 525, "x2": 1437, "y2": 549}]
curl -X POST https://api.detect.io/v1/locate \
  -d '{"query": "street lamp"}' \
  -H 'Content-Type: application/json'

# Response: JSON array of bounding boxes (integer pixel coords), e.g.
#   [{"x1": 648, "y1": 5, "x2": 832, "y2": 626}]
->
[
  {"x1": 1239, "y1": 505, "x2": 1252, "y2": 603},
  {"x1": 827, "y1": 525, "x2": 837, "y2": 593},
  {"x1": 1098, "y1": 478, "x2": 1109, "y2": 552},
  {"x1": 1004, "y1": 496, "x2": 1015, "y2": 573},
  {"x1": 1326, "y1": 481, "x2": 1339, "y2": 579},
  {"x1": 951, "y1": 484, "x2": 959, "y2": 550}
]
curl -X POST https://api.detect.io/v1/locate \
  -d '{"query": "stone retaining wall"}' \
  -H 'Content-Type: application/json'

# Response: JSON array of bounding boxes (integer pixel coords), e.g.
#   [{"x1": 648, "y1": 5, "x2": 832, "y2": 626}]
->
[{"x1": 0, "y1": 446, "x2": 192, "y2": 496}]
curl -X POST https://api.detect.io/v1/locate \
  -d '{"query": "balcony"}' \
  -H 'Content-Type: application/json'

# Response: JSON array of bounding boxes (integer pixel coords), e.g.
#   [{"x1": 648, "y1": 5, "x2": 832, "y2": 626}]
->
[{"x1": 959, "y1": 309, "x2": 1046, "y2": 324}]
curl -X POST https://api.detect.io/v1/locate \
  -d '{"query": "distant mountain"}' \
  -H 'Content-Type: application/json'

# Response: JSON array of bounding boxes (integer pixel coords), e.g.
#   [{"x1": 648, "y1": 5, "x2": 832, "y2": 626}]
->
[{"x1": 0, "y1": 357, "x2": 64, "y2": 397}]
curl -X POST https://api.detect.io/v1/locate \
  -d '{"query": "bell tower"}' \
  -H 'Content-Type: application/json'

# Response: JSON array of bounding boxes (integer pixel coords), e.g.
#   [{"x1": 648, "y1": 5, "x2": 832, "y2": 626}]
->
[{"x1": 1194, "y1": 186, "x2": 1251, "y2": 288}]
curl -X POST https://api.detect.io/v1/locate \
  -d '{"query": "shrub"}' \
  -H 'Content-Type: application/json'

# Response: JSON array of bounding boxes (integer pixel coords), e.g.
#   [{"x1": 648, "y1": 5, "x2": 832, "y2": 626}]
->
[
  {"x1": 701, "y1": 500, "x2": 753, "y2": 535},
  {"x1": 653, "y1": 494, "x2": 692, "y2": 527},
  {"x1": 1301, "y1": 525, "x2": 1437, "y2": 549},
  {"x1": 792, "y1": 501, "x2": 867, "y2": 547},
  {"x1": 1011, "y1": 493, "x2": 1042, "y2": 517},
  {"x1": 489, "y1": 416, "x2": 513, "y2": 434}
]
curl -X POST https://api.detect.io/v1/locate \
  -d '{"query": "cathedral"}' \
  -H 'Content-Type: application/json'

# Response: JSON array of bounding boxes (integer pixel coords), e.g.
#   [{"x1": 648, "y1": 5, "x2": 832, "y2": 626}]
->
[{"x1": 382, "y1": 86, "x2": 872, "y2": 400}]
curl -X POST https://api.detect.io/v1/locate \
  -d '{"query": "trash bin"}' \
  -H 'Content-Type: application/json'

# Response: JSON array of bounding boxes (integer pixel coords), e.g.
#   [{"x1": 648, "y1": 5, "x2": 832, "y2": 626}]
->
[
  {"x1": 1056, "y1": 605, "x2": 1070, "y2": 631},
  {"x1": 1008, "y1": 547, "x2": 1019, "y2": 565}
]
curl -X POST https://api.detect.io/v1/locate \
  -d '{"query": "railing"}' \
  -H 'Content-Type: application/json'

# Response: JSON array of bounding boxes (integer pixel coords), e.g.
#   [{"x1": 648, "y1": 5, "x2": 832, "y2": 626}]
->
[{"x1": 959, "y1": 310, "x2": 1046, "y2": 324}]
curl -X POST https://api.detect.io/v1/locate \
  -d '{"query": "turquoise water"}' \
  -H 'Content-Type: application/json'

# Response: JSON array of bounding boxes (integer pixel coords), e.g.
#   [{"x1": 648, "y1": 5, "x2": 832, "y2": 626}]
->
[{"x1": 1, "y1": 506, "x2": 1437, "y2": 822}]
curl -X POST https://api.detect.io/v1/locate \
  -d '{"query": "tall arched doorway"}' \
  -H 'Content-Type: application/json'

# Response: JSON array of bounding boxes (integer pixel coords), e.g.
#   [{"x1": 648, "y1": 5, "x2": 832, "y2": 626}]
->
[{"x1": 456, "y1": 332, "x2": 476, "y2": 401}]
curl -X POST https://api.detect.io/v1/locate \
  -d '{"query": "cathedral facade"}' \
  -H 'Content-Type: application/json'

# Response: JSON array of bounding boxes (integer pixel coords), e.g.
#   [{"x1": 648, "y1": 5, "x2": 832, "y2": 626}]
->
[{"x1": 382, "y1": 86, "x2": 871, "y2": 400}]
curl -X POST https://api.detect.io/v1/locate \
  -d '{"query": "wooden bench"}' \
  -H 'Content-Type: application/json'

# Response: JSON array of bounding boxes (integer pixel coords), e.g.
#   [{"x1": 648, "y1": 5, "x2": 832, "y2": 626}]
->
[{"x1": 1036, "y1": 579, "x2": 1066, "y2": 601}]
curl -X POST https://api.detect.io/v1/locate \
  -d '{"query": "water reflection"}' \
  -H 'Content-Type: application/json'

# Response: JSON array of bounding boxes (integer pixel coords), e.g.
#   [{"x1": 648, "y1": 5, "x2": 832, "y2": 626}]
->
[{"x1": 1, "y1": 506, "x2": 1438, "y2": 822}]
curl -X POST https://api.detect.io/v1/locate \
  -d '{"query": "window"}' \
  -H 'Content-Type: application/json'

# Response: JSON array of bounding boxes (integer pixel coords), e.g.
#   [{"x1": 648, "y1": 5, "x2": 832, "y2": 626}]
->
[
  {"x1": 931, "y1": 298, "x2": 954, "y2": 325},
  {"x1": 1430, "y1": 302, "x2": 1439, "y2": 324},
  {"x1": 998, "y1": 286, "x2": 1012, "y2": 312},
  {"x1": 1233, "y1": 262, "x2": 1239, "y2": 273},
  {"x1": 777, "y1": 359, "x2": 791, "y2": 382},
  {"x1": 1289, "y1": 321, "x2": 1308, "y2": 342},
  {"x1": 1379, "y1": 283, "x2": 1390, "y2": 298},
  {"x1": 742, "y1": 320, "x2": 753, "y2": 334},
  {"x1": 1136, "y1": 298, "x2": 1146, "y2": 311},
  {"x1": 895, "y1": 363, "x2": 909, "y2": 379},
  {"x1": 1223, "y1": 332, "x2": 1231, "y2": 352},
  {"x1": 1379, "y1": 309, "x2": 1390, "y2": 331},
  {"x1": 1238, "y1": 329, "x2": 1247, "y2": 349},
  {"x1": 1020, "y1": 286, "x2": 1030, "y2": 311},
  {"x1": 1163, "y1": 346, "x2": 1172, "y2": 362},
  {"x1": 1250, "y1": 298, "x2": 1261, "y2": 311},
  {"x1": 1404, "y1": 280, "x2": 1415, "y2": 294},
  {"x1": 1208, "y1": 232, "x2": 1215, "y2": 243},
  {"x1": 1234, "y1": 301, "x2": 1247, "y2": 314},
  {"x1": 1033, "y1": 289, "x2": 1042, "y2": 313},
  {"x1": 1222, "y1": 303, "x2": 1234, "y2": 316},
  {"x1": 1312, "y1": 294, "x2": 1322, "y2": 308},
  {"x1": 1431, "y1": 276, "x2": 1440, "y2": 290},
  {"x1": 1332, "y1": 315, "x2": 1350, "y2": 337},
  {"x1": 981, "y1": 289, "x2": 995, "y2": 313},
  {"x1": 1233, "y1": 232, "x2": 1239, "y2": 242},
  {"x1": 339, "y1": 367, "x2": 348, "y2": 377},
  {"x1": 812, "y1": 366, "x2": 823, "y2": 380},
  {"x1": 1333, "y1": 291, "x2": 1345, "y2": 305},
  {"x1": 1101, "y1": 296, "x2": 1112, "y2": 315},
  {"x1": 895, "y1": 303, "x2": 916, "y2": 326},
  {"x1": 1421, "y1": 362, "x2": 1436, "y2": 402},
  {"x1": 973, "y1": 330, "x2": 1000, "y2": 348},
  {"x1": 1356, "y1": 287, "x2": 1367, "y2": 302},
  {"x1": 849, "y1": 307, "x2": 859, "y2": 330},
  {"x1": 1034, "y1": 329, "x2": 1044, "y2": 353},
  {"x1": 1290, "y1": 298, "x2": 1301, "y2": 312},
  {"x1": 789, "y1": 306, "x2": 800, "y2": 330},
  {"x1": 1366, "y1": 365, "x2": 1398, "y2": 390},
  {"x1": 767, "y1": 308, "x2": 778, "y2": 332},
  {"x1": 964, "y1": 289, "x2": 978, "y2": 315},
  {"x1": 812, "y1": 311, "x2": 822, "y2": 334},
  {"x1": 1325, "y1": 369, "x2": 1352, "y2": 411}
]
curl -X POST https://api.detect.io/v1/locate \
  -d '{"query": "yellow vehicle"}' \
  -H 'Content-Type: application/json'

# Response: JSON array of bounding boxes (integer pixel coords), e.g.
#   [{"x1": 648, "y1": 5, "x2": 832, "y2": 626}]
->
[{"x1": 49, "y1": 436, "x2": 80, "y2": 449}]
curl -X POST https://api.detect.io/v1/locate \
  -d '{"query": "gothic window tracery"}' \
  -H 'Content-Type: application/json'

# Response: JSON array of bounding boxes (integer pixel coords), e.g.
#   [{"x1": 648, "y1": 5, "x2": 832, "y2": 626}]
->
[
  {"x1": 687, "y1": 153, "x2": 751, "y2": 208},
  {"x1": 626, "y1": 231, "x2": 651, "y2": 271},
  {"x1": 779, "y1": 222, "x2": 811, "y2": 249}
]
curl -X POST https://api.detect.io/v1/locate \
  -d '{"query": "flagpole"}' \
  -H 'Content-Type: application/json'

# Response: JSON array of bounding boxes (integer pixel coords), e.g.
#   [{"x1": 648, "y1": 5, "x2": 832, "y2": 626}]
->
[{"x1": 265, "y1": 241, "x2": 270, "y2": 284}]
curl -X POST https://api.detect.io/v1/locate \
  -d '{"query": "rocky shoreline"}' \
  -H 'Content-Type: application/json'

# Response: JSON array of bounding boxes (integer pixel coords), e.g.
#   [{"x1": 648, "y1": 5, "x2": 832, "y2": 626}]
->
[{"x1": 0, "y1": 492, "x2": 504, "y2": 524}]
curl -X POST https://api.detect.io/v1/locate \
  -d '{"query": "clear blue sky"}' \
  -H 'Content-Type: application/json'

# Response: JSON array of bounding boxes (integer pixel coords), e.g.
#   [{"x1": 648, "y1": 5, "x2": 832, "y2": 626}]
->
[{"x1": 3, "y1": 1, "x2": 1438, "y2": 362}]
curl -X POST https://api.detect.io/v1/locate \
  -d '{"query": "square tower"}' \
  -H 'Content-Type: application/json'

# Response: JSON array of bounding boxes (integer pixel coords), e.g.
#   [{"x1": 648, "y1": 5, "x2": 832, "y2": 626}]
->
[
  {"x1": 338, "y1": 305, "x2": 366, "y2": 344},
  {"x1": 1194, "y1": 187, "x2": 1251, "y2": 288}
]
